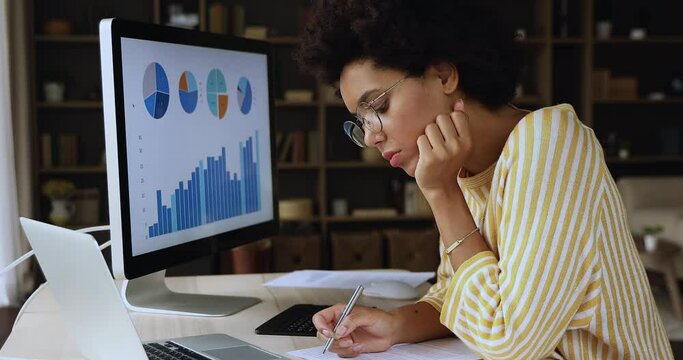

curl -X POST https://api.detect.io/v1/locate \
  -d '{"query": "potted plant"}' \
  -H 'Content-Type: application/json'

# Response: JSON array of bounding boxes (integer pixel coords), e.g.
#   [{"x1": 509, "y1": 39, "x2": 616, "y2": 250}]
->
[
  {"x1": 42, "y1": 179, "x2": 76, "y2": 226},
  {"x1": 642, "y1": 224, "x2": 664, "y2": 252}
]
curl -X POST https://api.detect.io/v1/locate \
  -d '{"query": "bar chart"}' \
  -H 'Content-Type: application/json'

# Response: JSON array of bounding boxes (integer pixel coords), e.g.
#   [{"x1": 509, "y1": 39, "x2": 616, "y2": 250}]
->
[{"x1": 148, "y1": 131, "x2": 262, "y2": 237}]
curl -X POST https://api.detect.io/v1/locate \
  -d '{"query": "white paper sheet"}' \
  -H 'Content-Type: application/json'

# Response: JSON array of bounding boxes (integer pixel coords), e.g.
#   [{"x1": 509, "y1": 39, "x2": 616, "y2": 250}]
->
[
  {"x1": 287, "y1": 338, "x2": 480, "y2": 360},
  {"x1": 263, "y1": 270, "x2": 435, "y2": 289}
]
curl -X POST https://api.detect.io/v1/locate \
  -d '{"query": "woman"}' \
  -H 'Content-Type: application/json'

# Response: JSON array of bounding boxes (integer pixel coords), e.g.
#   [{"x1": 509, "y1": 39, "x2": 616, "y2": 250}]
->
[{"x1": 296, "y1": 1, "x2": 673, "y2": 359}]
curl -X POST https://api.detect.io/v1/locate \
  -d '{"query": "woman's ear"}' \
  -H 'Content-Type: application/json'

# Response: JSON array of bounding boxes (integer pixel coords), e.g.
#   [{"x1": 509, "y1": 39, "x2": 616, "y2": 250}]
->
[{"x1": 430, "y1": 62, "x2": 459, "y2": 95}]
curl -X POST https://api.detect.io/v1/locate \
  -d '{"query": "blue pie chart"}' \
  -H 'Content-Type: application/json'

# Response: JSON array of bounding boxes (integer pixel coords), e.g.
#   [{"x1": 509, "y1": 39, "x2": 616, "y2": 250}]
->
[
  {"x1": 237, "y1": 77, "x2": 252, "y2": 115},
  {"x1": 143, "y1": 62, "x2": 170, "y2": 119},
  {"x1": 179, "y1": 71, "x2": 198, "y2": 113}
]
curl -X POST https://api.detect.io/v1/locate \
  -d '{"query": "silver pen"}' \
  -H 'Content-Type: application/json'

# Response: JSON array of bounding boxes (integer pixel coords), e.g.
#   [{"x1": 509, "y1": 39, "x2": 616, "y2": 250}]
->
[{"x1": 322, "y1": 284, "x2": 364, "y2": 354}]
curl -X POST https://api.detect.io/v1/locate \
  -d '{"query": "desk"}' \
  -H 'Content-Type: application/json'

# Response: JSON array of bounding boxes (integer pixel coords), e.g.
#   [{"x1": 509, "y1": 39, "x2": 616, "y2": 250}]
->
[
  {"x1": 635, "y1": 236, "x2": 683, "y2": 322},
  {"x1": 0, "y1": 273, "x2": 428, "y2": 359}
]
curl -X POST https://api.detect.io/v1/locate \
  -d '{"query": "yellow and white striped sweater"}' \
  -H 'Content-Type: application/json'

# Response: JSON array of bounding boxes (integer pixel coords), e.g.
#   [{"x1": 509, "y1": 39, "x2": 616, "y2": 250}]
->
[{"x1": 419, "y1": 104, "x2": 673, "y2": 359}]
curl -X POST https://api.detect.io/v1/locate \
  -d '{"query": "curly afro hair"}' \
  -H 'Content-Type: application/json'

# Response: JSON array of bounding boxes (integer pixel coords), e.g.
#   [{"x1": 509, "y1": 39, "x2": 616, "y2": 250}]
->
[{"x1": 295, "y1": 0, "x2": 522, "y2": 109}]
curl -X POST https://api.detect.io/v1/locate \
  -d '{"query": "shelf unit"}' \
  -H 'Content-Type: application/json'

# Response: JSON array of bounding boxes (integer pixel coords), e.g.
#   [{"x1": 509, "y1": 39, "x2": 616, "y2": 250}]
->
[
  {"x1": 579, "y1": 0, "x2": 683, "y2": 178},
  {"x1": 29, "y1": 0, "x2": 683, "y2": 272}
]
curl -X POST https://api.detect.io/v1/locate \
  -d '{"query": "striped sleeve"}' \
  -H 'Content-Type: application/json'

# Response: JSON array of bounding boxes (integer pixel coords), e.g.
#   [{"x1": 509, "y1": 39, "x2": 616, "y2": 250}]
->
[
  {"x1": 418, "y1": 241, "x2": 452, "y2": 311},
  {"x1": 439, "y1": 106, "x2": 604, "y2": 359}
]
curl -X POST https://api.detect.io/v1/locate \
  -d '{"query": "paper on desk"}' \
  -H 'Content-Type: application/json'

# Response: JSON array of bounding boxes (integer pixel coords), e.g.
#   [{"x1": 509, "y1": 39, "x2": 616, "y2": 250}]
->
[
  {"x1": 263, "y1": 270, "x2": 435, "y2": 289},
  {"x1": 287, "y1": 338, "x2": 479, "y2": 360}
]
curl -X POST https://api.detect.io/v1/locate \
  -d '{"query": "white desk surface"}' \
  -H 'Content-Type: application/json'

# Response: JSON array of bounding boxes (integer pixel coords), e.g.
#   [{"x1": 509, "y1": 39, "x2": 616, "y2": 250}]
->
[{"x1": 0, "y1": 273, "x2": 429, "y2": 359}]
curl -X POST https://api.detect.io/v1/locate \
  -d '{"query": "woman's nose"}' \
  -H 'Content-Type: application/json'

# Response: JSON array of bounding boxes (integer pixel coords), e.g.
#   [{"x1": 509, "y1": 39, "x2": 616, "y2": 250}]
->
[{"x1": 363, "y1": 129, "x2": 384, "y2": 148}]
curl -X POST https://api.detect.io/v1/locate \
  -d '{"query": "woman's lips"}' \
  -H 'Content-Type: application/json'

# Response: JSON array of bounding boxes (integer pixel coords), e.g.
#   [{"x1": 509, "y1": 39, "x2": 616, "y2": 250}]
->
[
  {"x1": 389, "y1": 152, "x2": 401, "y2": 167},
  {"x1": 382, "y1": 151, "x2": 402, "y2": 167}
]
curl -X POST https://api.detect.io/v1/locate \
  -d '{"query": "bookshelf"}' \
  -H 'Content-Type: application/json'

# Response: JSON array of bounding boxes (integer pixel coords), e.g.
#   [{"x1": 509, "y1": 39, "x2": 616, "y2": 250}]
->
[{"x1": 29, "y1": 0, "x2": 683, "y2": 272}]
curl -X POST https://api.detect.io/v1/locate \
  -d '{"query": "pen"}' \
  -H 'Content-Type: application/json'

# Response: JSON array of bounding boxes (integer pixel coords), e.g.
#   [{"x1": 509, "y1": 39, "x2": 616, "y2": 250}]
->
[{"x1": 322, "y1": 284, "x2": 364, "y2": 354}]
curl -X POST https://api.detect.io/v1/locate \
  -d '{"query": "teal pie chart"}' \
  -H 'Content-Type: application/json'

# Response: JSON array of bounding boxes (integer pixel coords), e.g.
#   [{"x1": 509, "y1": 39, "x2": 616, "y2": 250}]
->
[
  {"x1": 143, "y1": 62, "x2": 170, "y2": 119},
  {"x1": 237, "y1": 77, "x2": 252, "y2": 115}
]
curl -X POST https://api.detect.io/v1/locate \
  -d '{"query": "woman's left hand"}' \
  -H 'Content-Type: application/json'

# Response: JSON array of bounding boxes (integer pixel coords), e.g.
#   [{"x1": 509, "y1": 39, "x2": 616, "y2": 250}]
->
[{"x1": 414, "y1": 99, "x2": 472, "y2": 199}]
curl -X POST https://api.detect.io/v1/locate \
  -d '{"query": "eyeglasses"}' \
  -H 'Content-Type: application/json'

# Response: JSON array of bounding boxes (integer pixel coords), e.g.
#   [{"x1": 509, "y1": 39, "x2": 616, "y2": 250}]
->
[{"x1": 343, "y1": 77, "x2": 407, "y2": 147}]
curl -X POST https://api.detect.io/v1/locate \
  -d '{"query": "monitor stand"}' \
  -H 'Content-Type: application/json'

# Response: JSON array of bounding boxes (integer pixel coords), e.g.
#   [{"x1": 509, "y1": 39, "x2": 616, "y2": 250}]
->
[{"x1": 120, "y1": 270, "x2": 261, "y2": 317}]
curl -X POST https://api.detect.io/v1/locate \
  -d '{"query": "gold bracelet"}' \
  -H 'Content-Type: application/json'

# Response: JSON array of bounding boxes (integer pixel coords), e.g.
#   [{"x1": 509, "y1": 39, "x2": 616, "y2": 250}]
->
[{"x1": 445, "y1": 227, "x2": 479, "y2": 255}]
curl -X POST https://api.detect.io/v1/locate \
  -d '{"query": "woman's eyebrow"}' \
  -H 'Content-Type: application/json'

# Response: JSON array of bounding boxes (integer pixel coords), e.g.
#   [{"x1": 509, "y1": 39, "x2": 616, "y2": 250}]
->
[
  {"x1": 350, "y1": 88, "x2": 381, "y2": 116},
  {"x1": 357, "y1": 88, "x2": 380, "y2": 106}
]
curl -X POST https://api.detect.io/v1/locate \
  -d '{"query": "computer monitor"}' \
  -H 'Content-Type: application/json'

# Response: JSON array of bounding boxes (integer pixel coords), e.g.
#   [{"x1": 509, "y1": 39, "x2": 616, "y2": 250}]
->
[{"x1": 99, "y1": 18, "x2": 278, "y2": 316}]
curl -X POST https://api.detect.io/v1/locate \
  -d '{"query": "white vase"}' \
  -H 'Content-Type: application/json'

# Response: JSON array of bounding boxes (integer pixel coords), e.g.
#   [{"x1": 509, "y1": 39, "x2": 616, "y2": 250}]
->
[
  {"x1": 49, "y1": 199, "x2": 75, "y2": 226},
  {"x1": 644, "y1": 234, "x2": 659, "y2": 252}
]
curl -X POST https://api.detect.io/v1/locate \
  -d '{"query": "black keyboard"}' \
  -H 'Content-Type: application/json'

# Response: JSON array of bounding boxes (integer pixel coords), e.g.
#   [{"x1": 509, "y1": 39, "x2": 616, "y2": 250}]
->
[
  {"x1": 143, "y1": 341, "x2": 212, "y2": 360},
  {"x1": 255, "y1": 304, "x2": 330, "y2": 337}
]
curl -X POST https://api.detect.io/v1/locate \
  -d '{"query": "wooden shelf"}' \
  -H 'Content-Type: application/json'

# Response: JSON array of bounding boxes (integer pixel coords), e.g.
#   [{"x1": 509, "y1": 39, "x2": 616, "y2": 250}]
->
[
  {"x1": 274, "y1": 100, "x2": 318, "y2": 107},
  {"x1": 516, "y1": 37, "x2": 546, "y2": 45},
  {"x1": 553, "y1": 37, "x2": 584, "y2": 44},
  {"x1": 37, "y1": 101, "x2": 103, "y2": 109},
  {"x1": 35, "y1": 35, "x2": 99, "y2": 43},
  {"x1": 277, "y1": 163, "x2": 320, "y2": 170},
  {"x1": 280, "y1": 217, "x2": 320, "y2": 223},
  {"x1": 325, "y1": 214, "x2": 433, "y2": 223},
  {"x1": 266, "y1": 36, "x2": 300, "y2": 45},
  {"x1": 326, "y1": 161, "x2": 389, "y2": 169},
  {"x1": 605, "y1": 156, "x2": 683, "y2": 164},
  {"x1": 595, "y1": 37, "x2": 683, "y2": 44},
  {"x1": 594, "y1": 98, "x2": 683, "y2": 104},
  {"x1": 39, "y1": 166, "x2": 106, "y2": 174}
]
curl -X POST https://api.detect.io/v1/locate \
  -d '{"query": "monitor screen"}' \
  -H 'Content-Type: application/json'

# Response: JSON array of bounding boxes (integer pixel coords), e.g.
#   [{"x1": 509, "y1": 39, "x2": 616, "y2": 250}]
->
[
  {"x1": 120, "y1": 38, "x2": 273, "y2": 256},
  {"x1": 101, "y1": 19, "x2": 278, "y2": 280}
]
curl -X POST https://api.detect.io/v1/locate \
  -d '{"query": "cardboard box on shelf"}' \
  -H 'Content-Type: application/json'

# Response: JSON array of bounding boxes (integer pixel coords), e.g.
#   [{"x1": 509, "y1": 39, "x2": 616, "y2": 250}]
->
[
  {"x1": 351, "y1": 208, "x2": 398, "y2": 218},
  {"x1": 284, "y1": 89, "x2": 314, "y2": 103},
  {"x1": 279, "y1": 198, "x2": 314, "y2": 220}
]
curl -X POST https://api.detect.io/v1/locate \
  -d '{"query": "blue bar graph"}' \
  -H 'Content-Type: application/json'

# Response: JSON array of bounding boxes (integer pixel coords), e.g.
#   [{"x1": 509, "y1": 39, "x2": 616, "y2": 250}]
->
[{"x1": 148, "y1": 131, "x2": 262, "y2": 237}]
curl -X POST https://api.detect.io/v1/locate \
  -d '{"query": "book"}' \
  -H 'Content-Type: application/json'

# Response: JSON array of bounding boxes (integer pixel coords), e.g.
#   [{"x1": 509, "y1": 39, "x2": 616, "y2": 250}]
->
[
  {"x1": 58, "y1": 133, "x2": 78, "y2": 166},
  {"x1": 278, "y1": 132, "x2": 294, "y2": 163},
  {"x1": 208, "y1": 1, "x2": 226, "y2": 34},
  {"x1": 307, "y1": 131, "x2": 320, "y2": 163},
  {"x1": 291, "y1": 131, "x2": 306, "y2": 163},
  {"x1": 40, "y1": 133, "x2": 53, "y2": 168},
  {"x1": 207, "y1": 2, "x2": 244, "y2": 36},
  {"x1": 230, "y1": 4, "x2": 245, "y2": 36}
]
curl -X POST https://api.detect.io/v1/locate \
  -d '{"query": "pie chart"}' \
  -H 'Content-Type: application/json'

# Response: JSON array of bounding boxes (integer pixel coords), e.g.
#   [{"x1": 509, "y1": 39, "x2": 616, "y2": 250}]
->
[
  {"x1": 179, "y1": 71, "x2": 198, "y2": 114},
  {"x1": 237, "y1": 77, "x2": 252, "y2": 114},
  {"x1": 206, "y1": 68, "x2": 228, "y2": 119},
  {"x1": 143, "y1": 62, "x2": 170, "y2": 119}
]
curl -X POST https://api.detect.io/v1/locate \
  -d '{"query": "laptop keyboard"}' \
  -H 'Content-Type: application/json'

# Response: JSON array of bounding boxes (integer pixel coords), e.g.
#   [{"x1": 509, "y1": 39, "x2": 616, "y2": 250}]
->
[
  {"x1": 144, "y1": 341, "x2": 212, "y2": 360},
  {"x1": 255, "y1": 304, "x2": 330, "y2": 337}
]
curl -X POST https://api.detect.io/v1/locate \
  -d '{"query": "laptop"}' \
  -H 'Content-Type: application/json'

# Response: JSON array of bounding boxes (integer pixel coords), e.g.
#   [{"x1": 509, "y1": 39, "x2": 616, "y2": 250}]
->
[{"x1": 19, "y1": 217, "x2": 286, "y2": 360}]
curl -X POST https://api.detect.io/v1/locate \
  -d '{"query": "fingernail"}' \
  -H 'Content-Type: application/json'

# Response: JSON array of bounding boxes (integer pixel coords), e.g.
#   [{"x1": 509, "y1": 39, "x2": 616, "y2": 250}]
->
[
  {"x1": 352, "y1": 344, "x2": 364, "y2": 353},
  {"x1": 321, "y1": 329, "x2": 331, "y2": 338},
  {"x1": 339, "y1": 339, "x2": 353, "y2": 347},
  {"x1": 336, "y1": 325, "x2": 348, "y2": 337}
]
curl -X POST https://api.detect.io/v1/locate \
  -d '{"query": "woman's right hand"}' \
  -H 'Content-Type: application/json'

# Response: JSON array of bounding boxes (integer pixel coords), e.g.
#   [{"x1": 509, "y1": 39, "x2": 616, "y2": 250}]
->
[{"x1": 312, "y1": 304, "x2": 397, "y2": 358}]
